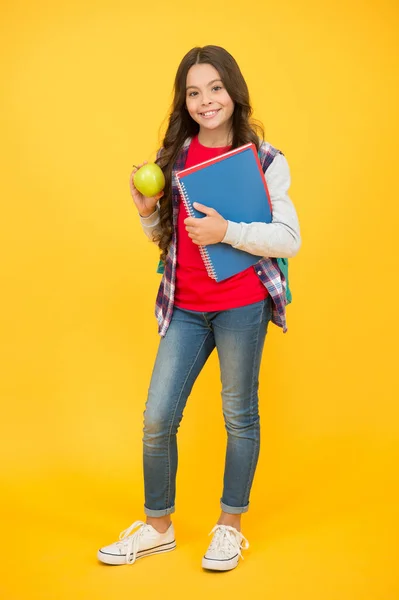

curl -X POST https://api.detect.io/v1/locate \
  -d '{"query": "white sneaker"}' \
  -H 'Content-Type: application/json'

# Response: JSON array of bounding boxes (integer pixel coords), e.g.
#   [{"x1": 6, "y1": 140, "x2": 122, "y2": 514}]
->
[
  {"x1": 98, "y1": 520, "x2": 176, "y2": 565},
  {"x1": 202, "y1": 524, "x2": 249, "y2": 571}
]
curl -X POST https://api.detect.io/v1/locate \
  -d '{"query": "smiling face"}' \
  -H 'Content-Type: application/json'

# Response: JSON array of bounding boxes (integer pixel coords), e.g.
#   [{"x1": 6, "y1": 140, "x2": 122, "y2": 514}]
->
[{"x1": 185, "y1": 63, "x2": 235, "y2": 145}]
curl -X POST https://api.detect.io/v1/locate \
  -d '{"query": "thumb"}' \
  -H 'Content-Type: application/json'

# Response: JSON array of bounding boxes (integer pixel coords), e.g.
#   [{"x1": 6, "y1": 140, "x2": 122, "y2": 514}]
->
[{"x1": 193, "y1": 202, "x2": 216, "y2": 216}]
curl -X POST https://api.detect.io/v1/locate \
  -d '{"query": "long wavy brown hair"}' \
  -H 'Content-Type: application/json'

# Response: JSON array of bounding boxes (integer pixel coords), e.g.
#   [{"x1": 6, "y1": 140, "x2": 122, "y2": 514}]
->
[{"x1": 155, "y1": 45, "x2": 264, "y2": 263}]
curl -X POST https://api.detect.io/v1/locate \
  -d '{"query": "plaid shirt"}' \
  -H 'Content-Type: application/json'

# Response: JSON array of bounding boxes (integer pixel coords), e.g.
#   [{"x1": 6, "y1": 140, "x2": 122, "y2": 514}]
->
[{"x1": 155, "y1": 138, "x2": 289, "y2": 337}]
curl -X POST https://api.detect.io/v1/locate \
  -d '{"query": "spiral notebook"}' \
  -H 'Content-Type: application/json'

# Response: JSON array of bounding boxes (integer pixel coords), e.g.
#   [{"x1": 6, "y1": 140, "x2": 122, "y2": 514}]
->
[{"x1": 176, "y1": 143, "x2": 272, "y2": 282}]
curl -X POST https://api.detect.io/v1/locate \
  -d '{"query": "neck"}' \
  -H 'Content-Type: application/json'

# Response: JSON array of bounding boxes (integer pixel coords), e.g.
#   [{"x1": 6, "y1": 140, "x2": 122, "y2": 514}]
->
[{"x1": 197, "y1": 126, "x2": 232, "y2": 148}]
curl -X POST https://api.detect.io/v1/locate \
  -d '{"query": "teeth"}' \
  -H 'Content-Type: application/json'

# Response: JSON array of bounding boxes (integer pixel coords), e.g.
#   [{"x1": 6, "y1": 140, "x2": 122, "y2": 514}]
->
[{"x1": 201, "y1": 110, "x2": 218, "y2": 117}]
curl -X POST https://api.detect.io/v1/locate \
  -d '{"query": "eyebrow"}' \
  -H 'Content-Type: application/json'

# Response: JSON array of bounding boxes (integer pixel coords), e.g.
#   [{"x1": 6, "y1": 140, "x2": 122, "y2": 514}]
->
[{"x1": 186, "y1": 79, "x2": 223, "y2": 91}]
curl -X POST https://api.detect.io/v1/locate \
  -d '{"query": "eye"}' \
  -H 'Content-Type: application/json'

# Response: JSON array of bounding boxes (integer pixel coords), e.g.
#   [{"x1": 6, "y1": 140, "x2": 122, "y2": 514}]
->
[
  {"x1": 188, "y1": 91, "x2": 198, "y2": 97},
  {"x1": 212, "y1": 85, "x2": 222, "y2": 92}
]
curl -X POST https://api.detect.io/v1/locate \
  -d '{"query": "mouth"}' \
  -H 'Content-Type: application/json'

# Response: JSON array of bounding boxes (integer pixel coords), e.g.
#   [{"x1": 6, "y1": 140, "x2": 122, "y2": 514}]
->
[{"x1": 198, "y1": 109, "x2": 221, "y2": 119}]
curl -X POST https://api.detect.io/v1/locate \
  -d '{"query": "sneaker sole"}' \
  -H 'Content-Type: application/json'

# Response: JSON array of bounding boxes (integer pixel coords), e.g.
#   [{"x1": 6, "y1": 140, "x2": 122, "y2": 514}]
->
[
  {"x1": 202, "y1": 554, "x2": 239, "y2": 571},
  {"x1": 98, "y1": 540, "x2": 176, "y2": 565}
]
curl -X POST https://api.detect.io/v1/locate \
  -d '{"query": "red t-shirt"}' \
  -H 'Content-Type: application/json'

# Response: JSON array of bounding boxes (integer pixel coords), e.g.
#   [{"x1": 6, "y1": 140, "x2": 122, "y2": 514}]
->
[{"x1": 174, "y1": 135, "x2": 268, "y2": 311}]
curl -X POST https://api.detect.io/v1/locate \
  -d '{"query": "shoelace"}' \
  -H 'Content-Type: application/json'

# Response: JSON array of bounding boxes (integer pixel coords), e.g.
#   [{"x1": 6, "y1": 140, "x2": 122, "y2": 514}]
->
[
  {"x1": 117, "y1": 520, "x2": 150, "y2": 565},
  {"x1": 207, "y1": 524, "x2": 250, "y2": 560}
]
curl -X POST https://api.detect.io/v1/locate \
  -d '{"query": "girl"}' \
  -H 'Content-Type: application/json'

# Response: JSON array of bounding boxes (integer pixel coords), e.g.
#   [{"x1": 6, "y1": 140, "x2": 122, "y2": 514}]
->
[{"x1": 98, "y1": 45, "x2": 301, "y2": 571}]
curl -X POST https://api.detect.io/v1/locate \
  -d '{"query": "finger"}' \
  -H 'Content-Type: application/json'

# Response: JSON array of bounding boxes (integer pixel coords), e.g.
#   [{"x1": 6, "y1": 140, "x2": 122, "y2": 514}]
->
[
  {"x1": 184, "y1": 217, "x2": 196, "y2": 226},
  {"x1": 130, "y1": 178, "x2": 140, "y2": 195},
  {"x1": 131, "y1": 161, "x2": 148, "y2": 173},
  {"x1": 193, "y1": 202, "x2": 215, "y2": 216},
  {"x1": 189, "y1": 236, "x2": 202, "y2": 245}
]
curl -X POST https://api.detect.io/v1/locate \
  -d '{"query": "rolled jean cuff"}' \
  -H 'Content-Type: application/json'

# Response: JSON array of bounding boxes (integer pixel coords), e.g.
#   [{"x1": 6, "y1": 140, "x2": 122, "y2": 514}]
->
[
  {"x1": 144, "y1": 505, "x2": 176, "y2": 517},
  {"x1": 220, "y1": 500, "x2": 249, "y2": 515}
]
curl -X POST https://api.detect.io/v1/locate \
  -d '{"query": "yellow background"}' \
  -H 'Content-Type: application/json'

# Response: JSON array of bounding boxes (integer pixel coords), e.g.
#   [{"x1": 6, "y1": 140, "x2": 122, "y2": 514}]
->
[{"x1": 1, "y1": 0, "x2": 398, "y2": 598}]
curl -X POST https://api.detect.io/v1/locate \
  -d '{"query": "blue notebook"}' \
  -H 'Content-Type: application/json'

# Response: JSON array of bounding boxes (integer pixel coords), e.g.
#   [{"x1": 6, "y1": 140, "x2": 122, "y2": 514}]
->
[{"x1": 176, "y1": 143, "x2": 272, "y2": 282}]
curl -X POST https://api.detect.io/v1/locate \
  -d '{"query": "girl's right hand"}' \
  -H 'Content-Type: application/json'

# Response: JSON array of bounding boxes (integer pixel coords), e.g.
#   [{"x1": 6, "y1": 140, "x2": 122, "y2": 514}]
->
[{"x1": 129, "y1": 161, "x2": 164, "y2": 217}]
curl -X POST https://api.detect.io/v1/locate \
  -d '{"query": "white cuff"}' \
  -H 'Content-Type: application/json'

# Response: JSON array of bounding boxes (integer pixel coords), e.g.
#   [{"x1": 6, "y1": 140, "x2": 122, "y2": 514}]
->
[
  {"x1": 222, "y1": 220, "x2": 241, "y2": 246},
  {"x1": 139, "y1": 207, "x2": 160, "y2": 227}
]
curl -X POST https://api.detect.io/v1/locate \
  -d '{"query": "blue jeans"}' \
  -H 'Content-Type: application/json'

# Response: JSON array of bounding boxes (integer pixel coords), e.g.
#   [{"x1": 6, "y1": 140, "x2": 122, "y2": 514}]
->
[{"x1": 142, "y1": 296, "x2": 272, "y2": 516}]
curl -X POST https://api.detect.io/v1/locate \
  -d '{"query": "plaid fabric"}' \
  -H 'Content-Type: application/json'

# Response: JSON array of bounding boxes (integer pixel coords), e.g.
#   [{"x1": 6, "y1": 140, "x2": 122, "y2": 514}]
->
[{"x1": 155, "y1": 138, "x2": 289, "y2": 337}]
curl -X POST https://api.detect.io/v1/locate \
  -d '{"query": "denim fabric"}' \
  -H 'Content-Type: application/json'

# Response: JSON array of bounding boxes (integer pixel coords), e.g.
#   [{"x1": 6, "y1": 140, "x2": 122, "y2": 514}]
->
[{"x1": 142, "y1": 297, "x2": 272, "y2": 516}]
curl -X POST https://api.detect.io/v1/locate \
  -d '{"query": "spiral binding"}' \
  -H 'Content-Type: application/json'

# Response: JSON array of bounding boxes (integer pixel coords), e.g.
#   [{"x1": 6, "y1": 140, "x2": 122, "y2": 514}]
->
[{"x1": 177, "y1": 176, "x2": 218, "y2": 281}]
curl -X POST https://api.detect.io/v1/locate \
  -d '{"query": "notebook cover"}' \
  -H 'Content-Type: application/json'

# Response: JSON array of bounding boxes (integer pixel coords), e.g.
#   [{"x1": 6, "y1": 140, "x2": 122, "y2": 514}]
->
[{"x1": 176, "y1": 143, "x2": 272, "y2": 282}]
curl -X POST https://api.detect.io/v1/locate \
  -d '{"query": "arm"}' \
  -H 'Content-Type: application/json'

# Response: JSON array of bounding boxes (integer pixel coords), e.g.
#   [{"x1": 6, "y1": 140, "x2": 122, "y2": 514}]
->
[
  {"x1": 221, "y1": 153, "x2": 301, "y2": 258},
  {"x1": 131, "y1": 148, "x2": 164, "y2": 243}
]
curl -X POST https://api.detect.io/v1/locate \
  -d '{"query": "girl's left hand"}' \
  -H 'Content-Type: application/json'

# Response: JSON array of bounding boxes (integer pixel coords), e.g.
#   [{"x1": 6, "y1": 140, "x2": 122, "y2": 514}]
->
[{"x1": 184, "y1": 203, "x2": 228, "y2": 246}]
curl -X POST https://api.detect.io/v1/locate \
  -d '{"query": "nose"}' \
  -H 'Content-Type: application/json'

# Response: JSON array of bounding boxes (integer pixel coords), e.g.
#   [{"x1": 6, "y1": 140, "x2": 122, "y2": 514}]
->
[{"x1": 201, "y1": 94, "x2": 212, "y2": 106}]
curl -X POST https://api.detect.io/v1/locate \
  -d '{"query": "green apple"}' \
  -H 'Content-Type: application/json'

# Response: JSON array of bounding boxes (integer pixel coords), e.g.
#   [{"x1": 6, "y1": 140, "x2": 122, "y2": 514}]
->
[{"x1": 133, "y1": 163, "x2": 165, "y2": 197}]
